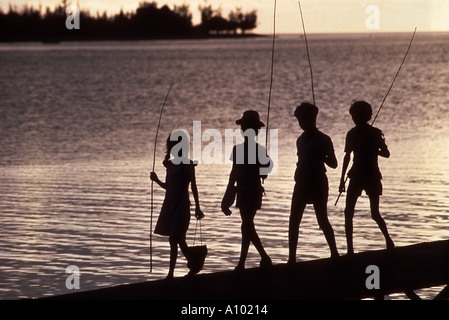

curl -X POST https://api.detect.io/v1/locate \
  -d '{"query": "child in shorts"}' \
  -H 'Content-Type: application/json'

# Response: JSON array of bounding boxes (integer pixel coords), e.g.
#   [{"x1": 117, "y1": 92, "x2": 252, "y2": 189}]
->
[
  {"x1": 339, "y1": 100, "x2": 395, "y2": 254},
  {"x1": 288, "y1": 102, "x2": 339, "y2": 264}
]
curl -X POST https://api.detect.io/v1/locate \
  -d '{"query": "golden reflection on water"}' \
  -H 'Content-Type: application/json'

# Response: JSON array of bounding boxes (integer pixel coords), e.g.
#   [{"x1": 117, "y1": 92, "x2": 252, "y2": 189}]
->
[
  {"x1": 1, "y1": 140, "x2": 448, "y2": 299},
  {"x1": 3, "y1": 131, "x2": 448, "y2": 299}
]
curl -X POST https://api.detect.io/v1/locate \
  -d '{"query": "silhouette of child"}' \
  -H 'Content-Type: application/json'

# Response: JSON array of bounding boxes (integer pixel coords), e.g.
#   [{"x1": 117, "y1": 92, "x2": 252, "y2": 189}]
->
[
  {"x1": 222, "y1": 110, "x2": 273, "y2": 271},
  {"x1": 339, "y1": 100, "x2": 394, "y2": 254},
  {"x1": 150, "y1": 130, "x2": 204, "y2": 279},
  {"x1": 288, "y1": 102, "x2": 339, "y2": 264}
]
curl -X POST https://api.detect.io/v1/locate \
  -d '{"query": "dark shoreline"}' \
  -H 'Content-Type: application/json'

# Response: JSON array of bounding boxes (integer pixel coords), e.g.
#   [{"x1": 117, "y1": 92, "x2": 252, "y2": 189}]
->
[
  {"x1": 41, "y1": 240, "x2": 449, "y2": 300},
  {"x1": 3, "y1": 31, "x2": 448, "y2": 44},
  {"x1": 0, "y1": 33, "x2": 265, "y2": 44}
]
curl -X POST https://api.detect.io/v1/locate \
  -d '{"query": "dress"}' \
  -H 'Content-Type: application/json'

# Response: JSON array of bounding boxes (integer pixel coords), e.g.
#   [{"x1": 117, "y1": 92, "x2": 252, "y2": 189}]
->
[{"x1": 154, "y1": 159, "x2": 195, "y2": 239}]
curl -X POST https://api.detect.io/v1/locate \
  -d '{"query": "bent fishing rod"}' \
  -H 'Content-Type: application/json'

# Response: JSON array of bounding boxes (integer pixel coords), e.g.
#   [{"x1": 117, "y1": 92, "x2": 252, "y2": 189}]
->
[
  {"x1": 298, "y1": 1, "x2": 315, "y2": 105},
  {"x1": 260, "y1": 0, "x2": 276, "y2": 186},
  {"x1": 266, "y1": 0, "x2": 277, "y2": 150},
  {"x1": 150, "y1": 81, "x2": 174, "y2": 272},
  {"x1": 334, "y1": 27, "x2": 417, "y2": 206}
]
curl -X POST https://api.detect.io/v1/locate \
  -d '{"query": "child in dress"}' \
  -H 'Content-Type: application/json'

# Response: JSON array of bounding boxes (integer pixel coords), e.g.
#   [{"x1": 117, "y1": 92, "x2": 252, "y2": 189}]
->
[{"x1": 151, "y1": 130, "x2": 204, "y2": 279}]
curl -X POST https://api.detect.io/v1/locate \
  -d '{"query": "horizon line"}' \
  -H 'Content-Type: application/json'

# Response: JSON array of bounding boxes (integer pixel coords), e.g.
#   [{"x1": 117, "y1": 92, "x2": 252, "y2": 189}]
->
[{"x1": 263, "y1": 30, "x2": 449, "y2": 36}]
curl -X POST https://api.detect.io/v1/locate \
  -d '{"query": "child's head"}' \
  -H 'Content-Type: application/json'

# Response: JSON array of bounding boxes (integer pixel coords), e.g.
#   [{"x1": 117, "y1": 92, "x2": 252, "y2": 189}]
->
[
  {"x1": 166, "y1": 135, "x2": 181, "y2": 156},
  {"x1": 294, "y1": 102, "x2": 318, "y2": 131},
  {"x1": 349, "y1": 100, "x2": 372, "y2": 125},
  {"x1": 165, "y1": 129, "x2": 190, "y2": 162},
  {"x1": 236, "y1": 110, "x2": 265, "y2": 135}
]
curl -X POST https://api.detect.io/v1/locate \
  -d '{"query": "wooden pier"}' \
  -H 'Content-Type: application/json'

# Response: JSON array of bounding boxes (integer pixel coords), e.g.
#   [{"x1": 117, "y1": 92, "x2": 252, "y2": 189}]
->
[{"x1": 48, "y1": 240, "x2": 449, "y2": 300}]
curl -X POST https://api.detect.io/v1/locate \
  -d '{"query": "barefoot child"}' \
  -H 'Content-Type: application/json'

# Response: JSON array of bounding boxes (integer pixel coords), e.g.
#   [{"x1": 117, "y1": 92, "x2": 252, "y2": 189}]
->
[
  {"x1": 150, "y1": 130, "x2": 204, "y2": 279},
  {"x1": 288, "y1": 102, "x2": 339, "y2": 264},
  {"x1": 339, "y1": 100, "x2": 394, "y2": 254},
  {"x1": 222, "y1": 110, "x2": 273, "y2": 271}
]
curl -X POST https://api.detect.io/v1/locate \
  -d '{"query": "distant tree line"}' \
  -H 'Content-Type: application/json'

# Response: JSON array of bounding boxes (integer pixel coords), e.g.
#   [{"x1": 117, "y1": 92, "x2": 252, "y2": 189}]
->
[
  {"x1": 198, "y1": 4, "x2": 257, "y2": 35},
  {"x1": 0, "y1": 1, "x2": 258, "y2": 42}
]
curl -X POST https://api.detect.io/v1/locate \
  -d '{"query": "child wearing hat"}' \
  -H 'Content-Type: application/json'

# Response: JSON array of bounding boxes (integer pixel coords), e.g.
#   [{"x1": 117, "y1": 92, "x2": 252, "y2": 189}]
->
[{"x1": 222, "y1": 110, "x2": 273, "y2": 271}]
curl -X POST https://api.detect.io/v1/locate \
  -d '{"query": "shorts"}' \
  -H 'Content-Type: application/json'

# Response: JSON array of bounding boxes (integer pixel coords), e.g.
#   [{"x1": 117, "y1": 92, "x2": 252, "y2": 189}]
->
[
  {"x1": 292, "y1": 175, "x2": 329, "y2": 205},
  {"x1": 236, "y1": 184, "x2": 263, "y2": 211},
  {"x1": 347, "y1": 178, "x2": 383, "y2": 197}
]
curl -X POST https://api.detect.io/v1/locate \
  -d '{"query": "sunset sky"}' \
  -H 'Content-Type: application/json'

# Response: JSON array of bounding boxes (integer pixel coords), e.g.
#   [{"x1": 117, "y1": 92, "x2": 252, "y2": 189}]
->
[{"x1": 2, "y1": 0, "x2": 449, "y2": 34}]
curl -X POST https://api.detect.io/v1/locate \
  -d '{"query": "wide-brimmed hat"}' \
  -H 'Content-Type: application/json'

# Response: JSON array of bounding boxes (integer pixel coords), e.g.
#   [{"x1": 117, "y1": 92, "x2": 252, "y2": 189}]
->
[{"x1": 235, "y1": 110, "x2": 265, "y2": 128}]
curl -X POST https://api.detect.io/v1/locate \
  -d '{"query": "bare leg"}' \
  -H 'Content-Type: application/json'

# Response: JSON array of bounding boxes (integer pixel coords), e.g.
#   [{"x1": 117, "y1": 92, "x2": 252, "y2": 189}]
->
[
  {"x1": 178, "y1": 237, "x2": 189, "y2": 257},
  {"x1": 237, "y1": 208, "x2": 270, "y2": 269},
  {"x1": 344, "y1": 185, "x2": 358, "y2": 255},
  {"x1": 288, "y1": 200, "x2": 306, "y2": 264},
  {"x1": 167, "y1": 236, "x2": 178, "y2": 279},
  {"x1": 236, "y1": 218, "x2": 251, "y2": 270},
  {"x1": 167, "y1": 235, "x2": 189, "y2": 279},
  {"x1": 368, "y1": 194, "x2": 395, "y2": 250},
  {"x1": 314, "y1": 201, "x2": 339, "y2": 258}
]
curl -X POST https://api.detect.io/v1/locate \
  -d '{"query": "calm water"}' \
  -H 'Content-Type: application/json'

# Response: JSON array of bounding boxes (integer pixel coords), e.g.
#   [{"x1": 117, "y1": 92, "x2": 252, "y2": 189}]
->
[{"x1": 1, "y1": 33, "x2": 448, "y2": 299}]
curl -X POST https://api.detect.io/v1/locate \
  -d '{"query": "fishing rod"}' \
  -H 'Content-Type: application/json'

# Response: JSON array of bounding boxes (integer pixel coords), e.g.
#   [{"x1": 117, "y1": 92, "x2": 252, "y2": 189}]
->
[
  {"x1": 371, "y1": 27, "x2": 417, "y2": 125},
  {"x1": 150, "y1": 81, "x2": 174, "y2": 272},
  {"x1": 260, "y1": 0, "x2": 276, "y2": 186},
  {"x1": 266, "y1": 0, "x2": 277, "y2": 149},
  {"x1": 335, "y1": 27, "x2": 417, "y2": 206},
  {"x1": 298, "y1": 1, "x2": 315, "y2": 105}
]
